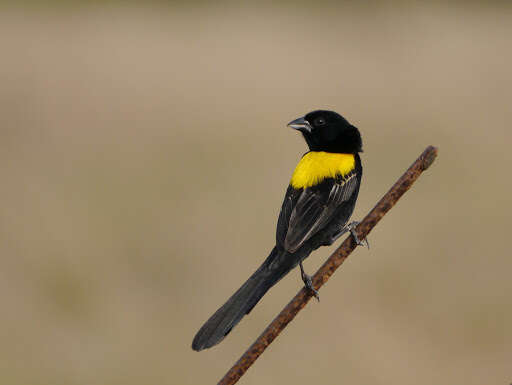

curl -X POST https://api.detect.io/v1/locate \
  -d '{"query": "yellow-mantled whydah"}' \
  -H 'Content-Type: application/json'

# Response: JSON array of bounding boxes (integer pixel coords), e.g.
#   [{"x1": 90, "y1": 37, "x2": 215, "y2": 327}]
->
[{"x1": 192, "y1": 110, "x2": 366, "y2": 351}]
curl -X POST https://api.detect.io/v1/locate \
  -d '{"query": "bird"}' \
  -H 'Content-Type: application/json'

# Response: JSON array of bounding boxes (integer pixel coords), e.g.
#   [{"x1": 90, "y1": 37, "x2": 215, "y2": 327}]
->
[{"x1": 192, "y1": 110, "x2": 366, "y2": 351}]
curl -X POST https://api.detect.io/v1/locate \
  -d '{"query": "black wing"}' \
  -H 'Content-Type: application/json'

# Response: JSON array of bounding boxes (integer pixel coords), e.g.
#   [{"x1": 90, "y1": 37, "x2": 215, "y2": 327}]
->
[{"x1": 276, "y1": 172, "x2": 359, "y2": 253}]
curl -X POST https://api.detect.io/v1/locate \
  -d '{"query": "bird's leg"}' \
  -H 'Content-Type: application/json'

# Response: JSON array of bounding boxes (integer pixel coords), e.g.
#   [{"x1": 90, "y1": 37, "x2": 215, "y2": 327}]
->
[
  {"x1": 346, "y1": 221, "x2": 370, "y2": 249},
  {"x1": 323, "y1": 226, "x2": 349, "y2": 246},
  {"x1": 299, "y1": 261, "x2": 319, "y2": 301},
  {"x1": 324, "y1": 221, "x2": 370, "y2": 249}
]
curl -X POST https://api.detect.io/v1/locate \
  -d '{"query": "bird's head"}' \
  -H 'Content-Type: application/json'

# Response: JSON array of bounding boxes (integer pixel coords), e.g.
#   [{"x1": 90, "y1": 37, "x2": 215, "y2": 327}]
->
[{"x1": 287, "y1": 110, "x2": 362, "y2": 153}]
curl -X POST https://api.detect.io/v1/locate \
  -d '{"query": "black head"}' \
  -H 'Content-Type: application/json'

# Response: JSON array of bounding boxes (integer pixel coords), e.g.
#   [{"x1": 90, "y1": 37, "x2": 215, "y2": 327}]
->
[{"x1": 287, "y1": 110, "x2": 362, "y2": 153}]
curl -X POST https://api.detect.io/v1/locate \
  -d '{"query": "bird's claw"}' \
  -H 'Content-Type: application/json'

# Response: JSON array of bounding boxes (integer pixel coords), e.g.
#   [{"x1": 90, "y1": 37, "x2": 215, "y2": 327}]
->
[
  {"x1": 347, "y1": 221, "x2": 370, "y2": 249},
  {"x1": 300, "y1": 262, "x2": 320, "y2": 301},
  {"x1": 302, "y1": 272, "x2": 320, "y2": 301}
]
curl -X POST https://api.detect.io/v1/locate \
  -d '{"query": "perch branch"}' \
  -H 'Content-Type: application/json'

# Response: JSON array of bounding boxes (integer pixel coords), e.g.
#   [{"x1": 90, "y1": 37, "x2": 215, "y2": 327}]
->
[{"x1": 218, "y1": 145, "x2": 438, "y2": 385}]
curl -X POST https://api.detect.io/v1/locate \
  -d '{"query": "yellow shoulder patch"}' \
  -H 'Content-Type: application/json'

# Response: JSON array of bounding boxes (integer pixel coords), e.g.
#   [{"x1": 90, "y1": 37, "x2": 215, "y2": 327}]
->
[{"x1": 290, "y1": 152, "x2": 355, "y2": 189}]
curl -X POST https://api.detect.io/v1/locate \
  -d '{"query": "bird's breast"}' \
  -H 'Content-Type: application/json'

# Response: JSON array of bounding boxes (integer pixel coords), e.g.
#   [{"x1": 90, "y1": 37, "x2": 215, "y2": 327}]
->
[{"x1": 290, "y1": 152, "x2": 355, "y2": 189}]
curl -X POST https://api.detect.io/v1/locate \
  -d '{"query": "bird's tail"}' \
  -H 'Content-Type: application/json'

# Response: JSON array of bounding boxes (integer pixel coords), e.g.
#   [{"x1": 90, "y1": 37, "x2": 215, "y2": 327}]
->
[{"x1": 192, "y1": 246, "x2": 305, "y2": 351}]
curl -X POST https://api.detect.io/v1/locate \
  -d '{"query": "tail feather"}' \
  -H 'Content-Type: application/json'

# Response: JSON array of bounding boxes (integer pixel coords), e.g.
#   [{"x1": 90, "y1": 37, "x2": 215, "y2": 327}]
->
[{"x1": 191, "y1": 246, "x2": 302, "y2": 351}]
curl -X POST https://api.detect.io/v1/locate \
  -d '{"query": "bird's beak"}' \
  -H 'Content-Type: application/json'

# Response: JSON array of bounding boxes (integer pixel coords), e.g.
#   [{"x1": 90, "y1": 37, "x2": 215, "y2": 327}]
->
[{"x1": 287, "y1": 117, "x2": 312, "y2": 133}]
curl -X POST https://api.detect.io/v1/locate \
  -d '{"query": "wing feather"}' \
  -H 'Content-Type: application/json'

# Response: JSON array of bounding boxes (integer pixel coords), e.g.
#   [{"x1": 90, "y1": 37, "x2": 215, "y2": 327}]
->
[{"x1": 281, "y1": 172, "x2": 358, "y2": 253}]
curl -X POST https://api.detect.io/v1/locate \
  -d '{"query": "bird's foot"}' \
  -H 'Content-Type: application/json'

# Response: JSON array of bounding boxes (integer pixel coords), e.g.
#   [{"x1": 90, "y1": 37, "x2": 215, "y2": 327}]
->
[
  {"x1": 323, "y1": 221, "x2": 370, "y2": 249},
  {"x1": 300, "y1": 262, "x2": 319, "y2": 301},
  {"x1": 346, "y1": 221, "x2": 370, "y2": 249}
]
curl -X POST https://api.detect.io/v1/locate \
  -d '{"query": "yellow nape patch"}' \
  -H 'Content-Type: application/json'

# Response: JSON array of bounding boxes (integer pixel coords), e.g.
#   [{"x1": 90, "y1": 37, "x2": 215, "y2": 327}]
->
[{"x1": 290, "y1": 152, "x2": 355, "y2": 189}]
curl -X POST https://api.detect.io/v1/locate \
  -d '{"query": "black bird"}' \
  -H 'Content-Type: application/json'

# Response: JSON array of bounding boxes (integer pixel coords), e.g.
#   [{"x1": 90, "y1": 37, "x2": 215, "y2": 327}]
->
[{"x1": 192, "y1": 110, "x2": 366, "y2": 351}]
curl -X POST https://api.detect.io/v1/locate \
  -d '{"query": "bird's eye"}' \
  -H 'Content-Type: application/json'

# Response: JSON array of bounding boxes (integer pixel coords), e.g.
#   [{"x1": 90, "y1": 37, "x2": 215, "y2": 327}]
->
[{"x1": 315, "y1": 118, "x2": 326, "y2": 126}]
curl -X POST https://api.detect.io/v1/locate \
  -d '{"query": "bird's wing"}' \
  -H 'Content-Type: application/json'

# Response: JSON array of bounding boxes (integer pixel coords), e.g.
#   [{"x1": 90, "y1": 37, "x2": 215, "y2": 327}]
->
[{"x1": 276, "y1": 172, "x2": 359, "y2": 253}]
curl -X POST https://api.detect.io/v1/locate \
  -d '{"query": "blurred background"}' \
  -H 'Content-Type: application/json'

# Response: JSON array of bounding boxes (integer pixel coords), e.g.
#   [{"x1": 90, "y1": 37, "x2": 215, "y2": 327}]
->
[{"x1": 1, "y1": 1, "x2": 511, "y2": 384}]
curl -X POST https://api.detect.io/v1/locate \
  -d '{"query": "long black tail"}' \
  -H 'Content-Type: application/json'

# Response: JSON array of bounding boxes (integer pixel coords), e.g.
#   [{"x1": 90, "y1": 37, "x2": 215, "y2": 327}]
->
[{"x1": 192, "y1": 246, "x2": 307, "y2": 351}]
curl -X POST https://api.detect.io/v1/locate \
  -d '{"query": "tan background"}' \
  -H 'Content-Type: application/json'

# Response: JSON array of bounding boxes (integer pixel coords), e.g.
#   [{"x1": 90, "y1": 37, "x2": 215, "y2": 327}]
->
[{"x1": 1, "y1": 3, "x2": 511, "y2": 384}]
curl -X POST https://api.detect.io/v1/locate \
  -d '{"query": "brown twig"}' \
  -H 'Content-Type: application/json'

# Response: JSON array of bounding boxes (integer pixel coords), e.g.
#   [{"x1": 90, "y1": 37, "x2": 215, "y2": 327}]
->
[{"x1": 218, "y1": 146, "x2": 438, "y2": 385}]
